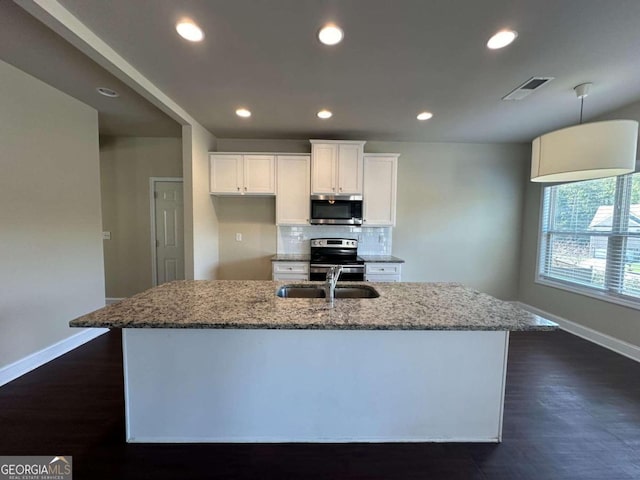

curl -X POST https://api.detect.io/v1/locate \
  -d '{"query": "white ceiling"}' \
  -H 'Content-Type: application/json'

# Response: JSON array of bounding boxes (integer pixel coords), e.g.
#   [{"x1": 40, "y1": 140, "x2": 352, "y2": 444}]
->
[
  {"x1": 0, "y1": 1, "x2": 180, "y2": 137},
  {"x1": 10, "y1": 0, "x2": 640, "y2": 142}
]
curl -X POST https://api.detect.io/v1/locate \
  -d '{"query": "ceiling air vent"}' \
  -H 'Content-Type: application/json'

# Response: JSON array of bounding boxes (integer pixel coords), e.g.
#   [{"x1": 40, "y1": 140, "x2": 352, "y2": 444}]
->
[{"x1": 502, "y1": 76, "x2": 554, "y2": 101}]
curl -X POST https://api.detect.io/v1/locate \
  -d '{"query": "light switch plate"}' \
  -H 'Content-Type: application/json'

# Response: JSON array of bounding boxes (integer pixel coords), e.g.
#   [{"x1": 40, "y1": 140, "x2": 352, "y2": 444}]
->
[{"x1": 102, "y1": 231, "x2": 111, "y2": 240}]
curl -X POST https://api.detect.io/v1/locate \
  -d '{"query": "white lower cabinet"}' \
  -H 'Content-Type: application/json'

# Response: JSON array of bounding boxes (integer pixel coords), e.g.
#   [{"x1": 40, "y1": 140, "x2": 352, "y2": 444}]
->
[
  {"x1": 365, "y1": 263, "x2": 402, "y2": 282},
  {"x1": 272, "y1": 262, "x2": 309, "y2": 281}
]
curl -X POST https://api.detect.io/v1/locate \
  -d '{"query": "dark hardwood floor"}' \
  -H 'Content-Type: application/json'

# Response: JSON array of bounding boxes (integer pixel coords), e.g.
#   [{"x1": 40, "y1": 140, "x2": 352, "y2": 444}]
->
[{"x1": 1, "y1": 329, "x2": 639, "y2": 479}]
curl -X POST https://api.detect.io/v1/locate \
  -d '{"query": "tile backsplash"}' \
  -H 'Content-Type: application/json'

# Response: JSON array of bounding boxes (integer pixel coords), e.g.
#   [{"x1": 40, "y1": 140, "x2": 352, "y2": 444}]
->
[{"x1": 277, "y1": 226, "x2": 392, "y2": 255}]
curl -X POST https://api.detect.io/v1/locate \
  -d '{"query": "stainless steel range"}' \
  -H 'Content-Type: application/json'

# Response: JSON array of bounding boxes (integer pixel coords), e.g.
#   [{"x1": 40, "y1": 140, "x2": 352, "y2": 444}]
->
[{"x1": 309, "y1": 238, "x2": 365, "y2": 281}]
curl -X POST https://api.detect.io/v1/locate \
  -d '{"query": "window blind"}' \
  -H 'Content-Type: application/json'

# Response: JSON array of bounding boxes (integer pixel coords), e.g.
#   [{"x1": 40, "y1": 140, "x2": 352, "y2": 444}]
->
[{"x1": 539, "y1": 172, "x2": 640, "y2": 303}]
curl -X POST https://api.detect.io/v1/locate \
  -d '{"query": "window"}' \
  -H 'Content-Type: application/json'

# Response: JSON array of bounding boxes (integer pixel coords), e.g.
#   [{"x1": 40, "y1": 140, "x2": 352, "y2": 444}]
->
[{"x1": 538, "y1": 171, "x2": 640, "y2": 306}]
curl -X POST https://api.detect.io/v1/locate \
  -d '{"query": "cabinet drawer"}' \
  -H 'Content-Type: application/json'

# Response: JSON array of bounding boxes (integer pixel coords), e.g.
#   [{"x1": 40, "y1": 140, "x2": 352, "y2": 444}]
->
[
  {"x1": 365, "y1": 263, "x2": 402, "y2": 275},
  {"x1": 273, "y1": 273, "x2": 309, "y2": 281},
  {"x1": 365, "y1": 274, "x2": 401, "y2": 283},
  {"x1": 273, "y1": 262, "x2": 309, "y2": 274}
]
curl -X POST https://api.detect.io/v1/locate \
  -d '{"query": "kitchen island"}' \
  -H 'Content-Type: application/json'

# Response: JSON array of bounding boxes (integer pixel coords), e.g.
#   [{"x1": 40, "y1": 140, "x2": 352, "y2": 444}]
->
[{"x1": 71, "y1": 280, "x2": 556, "y2": 443}]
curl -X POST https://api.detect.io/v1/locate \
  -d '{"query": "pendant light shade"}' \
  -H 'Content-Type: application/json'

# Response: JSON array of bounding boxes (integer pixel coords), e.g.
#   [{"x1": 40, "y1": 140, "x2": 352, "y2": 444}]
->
[
  {"x1": 530, "y1": 82, "x2": 638, "y2": 182},
  {"x1": 531, "y1": 120, "x2": 638, "y2": 182}
]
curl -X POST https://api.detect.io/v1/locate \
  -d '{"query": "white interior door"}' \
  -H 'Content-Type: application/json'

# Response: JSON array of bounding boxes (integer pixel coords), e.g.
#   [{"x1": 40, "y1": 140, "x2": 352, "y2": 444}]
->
[{"x1": 154, "y1": 181, "x2": 185, "y2": 285}]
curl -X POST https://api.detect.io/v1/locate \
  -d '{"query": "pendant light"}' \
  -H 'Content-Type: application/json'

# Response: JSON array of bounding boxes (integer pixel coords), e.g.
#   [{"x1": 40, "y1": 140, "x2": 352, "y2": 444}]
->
[{"x1": 530, "y1": 83, "x2": 638, "y2": 182}]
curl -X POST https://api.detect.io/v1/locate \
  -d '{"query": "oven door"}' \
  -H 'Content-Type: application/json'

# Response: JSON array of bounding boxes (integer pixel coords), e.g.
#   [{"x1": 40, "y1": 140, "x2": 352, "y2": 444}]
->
[{"x1": 309, "y1": 265, "x2": 365, "y2": 282}]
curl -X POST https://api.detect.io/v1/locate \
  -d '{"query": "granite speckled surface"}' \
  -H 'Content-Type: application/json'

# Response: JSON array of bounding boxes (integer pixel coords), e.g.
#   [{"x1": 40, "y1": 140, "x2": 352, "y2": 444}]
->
[
  {"x1": 271, "y1": 254, "x2": 310, "y2": 262},
  {"x1": 360, "y1": 255, "x2": 405, "y2": 263},
  {"x1": 70, "y1": 280, "x2": 557, "y2": 331}
]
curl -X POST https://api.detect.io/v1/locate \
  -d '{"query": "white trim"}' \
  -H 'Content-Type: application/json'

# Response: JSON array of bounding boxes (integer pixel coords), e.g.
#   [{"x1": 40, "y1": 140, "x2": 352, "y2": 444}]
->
[
  {"x1": 516, "y1": 302, "x2": 640, "y2": 363},
  {"x1": 534, "y1": 277, "x2": 640, "y2": 312},
  {"x1": 106, "y1": 297, "x2": 125, "y2": 305},
  {"x1": 149, "y1": 177, "x2": 183, "y2": 287},
  {"x1": 0, "y1": 328, "x2": 108, "y2": 387}
]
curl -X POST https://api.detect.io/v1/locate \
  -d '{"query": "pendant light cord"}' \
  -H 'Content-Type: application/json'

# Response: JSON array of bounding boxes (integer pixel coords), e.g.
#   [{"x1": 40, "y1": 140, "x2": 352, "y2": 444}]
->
[{"x1": 579, "y1": 96, "x2": 584, "y2": 124}]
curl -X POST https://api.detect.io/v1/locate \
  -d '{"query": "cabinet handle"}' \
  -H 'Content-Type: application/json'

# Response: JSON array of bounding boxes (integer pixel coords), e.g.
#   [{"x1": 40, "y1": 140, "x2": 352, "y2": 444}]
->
[
  {"x1": 339, "y1": 187, "x2": 342, "y2": 192},
  {"x1": 237, "y1": 187, "x2": 240, "y2": 191},
  {"x1": 332, "y1": 187, "x2": 335, "y2": 192}
]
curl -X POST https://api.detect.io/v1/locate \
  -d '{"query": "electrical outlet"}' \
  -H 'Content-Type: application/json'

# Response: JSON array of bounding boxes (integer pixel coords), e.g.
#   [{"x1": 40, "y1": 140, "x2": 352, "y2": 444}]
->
[
  {"x1": 102, "y1": 231, "x2": 111, "y2": 240},
  {"x1": 236, "y1": 233, "x2": 242, "y2": 242}
]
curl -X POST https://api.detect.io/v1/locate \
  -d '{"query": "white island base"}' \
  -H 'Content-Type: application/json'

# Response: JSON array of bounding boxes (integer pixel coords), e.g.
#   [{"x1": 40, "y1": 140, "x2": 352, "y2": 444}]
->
[{"x1": 123, "y1": 328, "x2": 509, "y2": 443}]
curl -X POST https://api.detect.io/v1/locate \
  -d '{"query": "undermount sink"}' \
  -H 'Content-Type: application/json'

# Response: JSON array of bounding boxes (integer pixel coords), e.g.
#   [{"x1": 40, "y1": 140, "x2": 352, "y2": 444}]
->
[{"x1": 276, "y1": 284, "x2": 380, "y2": 299}]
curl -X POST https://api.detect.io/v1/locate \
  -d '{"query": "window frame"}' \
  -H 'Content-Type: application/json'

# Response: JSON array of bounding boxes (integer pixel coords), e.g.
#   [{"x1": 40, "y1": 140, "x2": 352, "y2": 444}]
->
[{"x1": 535, "y1": 172, "x2": 640, "y2": 312}]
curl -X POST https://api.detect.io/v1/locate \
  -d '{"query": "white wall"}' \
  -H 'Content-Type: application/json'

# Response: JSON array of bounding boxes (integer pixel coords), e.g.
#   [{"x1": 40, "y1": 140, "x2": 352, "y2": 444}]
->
[
  {"x1": 183, "y1": 124, "x2": 219, "y2": 280},
  {"x1": 100, "y1": 136, "x2": 182, "y2": 297},
  {"x1": 0, "y1": 60, "x2": 105, "y2": 369}
]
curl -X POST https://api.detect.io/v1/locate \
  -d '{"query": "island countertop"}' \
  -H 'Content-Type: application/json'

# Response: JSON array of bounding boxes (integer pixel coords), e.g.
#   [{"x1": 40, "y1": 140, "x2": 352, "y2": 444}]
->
[{"x1": 70, "y1": 280, "x2": 557, "y2": 331}]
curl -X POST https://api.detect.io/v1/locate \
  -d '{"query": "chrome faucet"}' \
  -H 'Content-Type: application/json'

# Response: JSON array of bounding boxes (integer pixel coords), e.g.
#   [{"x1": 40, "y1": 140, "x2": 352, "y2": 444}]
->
[{"x1": 325, "y1": 265, "x2": 344, "y2": 303}]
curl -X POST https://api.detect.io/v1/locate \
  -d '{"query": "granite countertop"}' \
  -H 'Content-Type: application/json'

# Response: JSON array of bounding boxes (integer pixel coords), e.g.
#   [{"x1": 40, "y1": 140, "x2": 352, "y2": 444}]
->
[
  {"x1": 360, "y1": 255, "x2": 405, "y2": 263},
  {"x1": 70, "y1": 280, "x2": 557, "y2": 332},
  {"x1": 271, "y1": 254, "x2": 310, "y2": 262}
]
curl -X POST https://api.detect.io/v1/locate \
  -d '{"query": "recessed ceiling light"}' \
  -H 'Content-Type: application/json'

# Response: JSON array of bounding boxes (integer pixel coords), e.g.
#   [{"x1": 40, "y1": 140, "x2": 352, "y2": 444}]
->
[
  {"x1": 235, "y1": 108, "x2": 251, "y2": 118},
  {"x1": 416, "y1": 112, "x2": 433, "y2": 121},
  {"x1": 176, "y1": 20, "x2": 204, "y2": 42},
  {"x1": 317, "y1": 109, "x2": 333, "y2": 119},
  {"x1": 96, "y1": 87, "x2": 119, "y2": 98},
  {"x1": 487, "y1": 29, "x2": 518, "y2": 49},
  {"x1": 318, "y1": 24, "x2": 343, "y2": 45}
]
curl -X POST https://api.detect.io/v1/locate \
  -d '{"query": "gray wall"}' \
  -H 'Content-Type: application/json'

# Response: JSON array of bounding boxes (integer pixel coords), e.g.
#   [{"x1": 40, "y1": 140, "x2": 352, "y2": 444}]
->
[
  {"x1": 100, "y1": 136, "x2": 182, "y2": 298},
  {"x1": 215, "y1": 139, "x2": 529, "y2": 298},
  {"x1": 368, "y1": 141, "x2": 528, "y2": 299},
  {"x1": 213, "y1": 139, "x2": 305, "y2": 280},
  {"x1": 184, "y1": 124, "x2": 219, "y2": 280},
  {"x1": 518, "y1": 101, "x2": 640, "y2": 347},
  {"x1": 0, "y1": 60, "x2": 105, "y2": 369}
]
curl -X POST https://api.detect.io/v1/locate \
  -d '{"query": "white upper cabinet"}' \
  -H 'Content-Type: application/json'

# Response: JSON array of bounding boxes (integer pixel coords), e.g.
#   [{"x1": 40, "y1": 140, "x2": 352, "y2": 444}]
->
[
  {"x1": 210, "y1": 154, "x2": 243, "y2": 194},
  {"x1": 243, "y1": 155, "x2": 276, "y2": 194},
  {"x1": 276, "y1": 155, "x2": 310, "y2": 225},
  {"x1": 310, "y1": 140, "x2": 365, "y2": 195},
  {"x1": 210, "y1": 154, "x2": 275, "y2": 195},
  {"x1": 363, "y1": 154, "x2": 399, "y2": 226}
]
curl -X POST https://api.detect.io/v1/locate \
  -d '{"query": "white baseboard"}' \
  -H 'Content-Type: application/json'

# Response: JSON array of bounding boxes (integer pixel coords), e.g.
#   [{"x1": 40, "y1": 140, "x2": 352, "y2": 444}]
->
[
  {"x1": 0, "y1": 328, "x2": 109, "y2": 387},
  {"x1": 516, "y1": 302, "x2": 640, "y2": 363},
  {"x1": 106, "y1": 297, "x2": 125, "y2": 305}
]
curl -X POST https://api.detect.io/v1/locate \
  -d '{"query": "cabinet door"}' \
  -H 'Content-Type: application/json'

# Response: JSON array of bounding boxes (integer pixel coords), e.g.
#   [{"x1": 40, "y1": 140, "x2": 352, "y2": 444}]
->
[
  {"x1": 337, "y1": 143, "x2": 363, "y2": 194},
  {"x1": 363, "y1": 155, "x2": 397, "y2": 226},
  {"x1": 273, "y1": 262, "x2": 309, "y2": 280},
  {"x1": 311, "y1": 143, "x2": 337, "y2": 194},
  {"x1": 244, "y1": 155, "x2": 275, "y2": 194},
  {"x1": 210, "y1": 154, "x2": 243, "y2": 194},
  {"x1": 276, "y1": 156, "x2": 310, "y2": 225}
]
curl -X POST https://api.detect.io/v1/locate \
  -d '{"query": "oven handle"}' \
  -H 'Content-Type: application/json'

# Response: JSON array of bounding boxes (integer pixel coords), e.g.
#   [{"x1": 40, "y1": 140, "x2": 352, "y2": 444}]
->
[{"x1": 310, "y1": 266, "x2": 364, "y2": 274}]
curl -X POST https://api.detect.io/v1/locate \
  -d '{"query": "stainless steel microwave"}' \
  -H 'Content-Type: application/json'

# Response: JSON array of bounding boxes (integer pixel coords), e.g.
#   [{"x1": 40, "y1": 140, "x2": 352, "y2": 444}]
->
[{"x1": 310, "y1": 195, "x2": 363, "y2": 225}]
